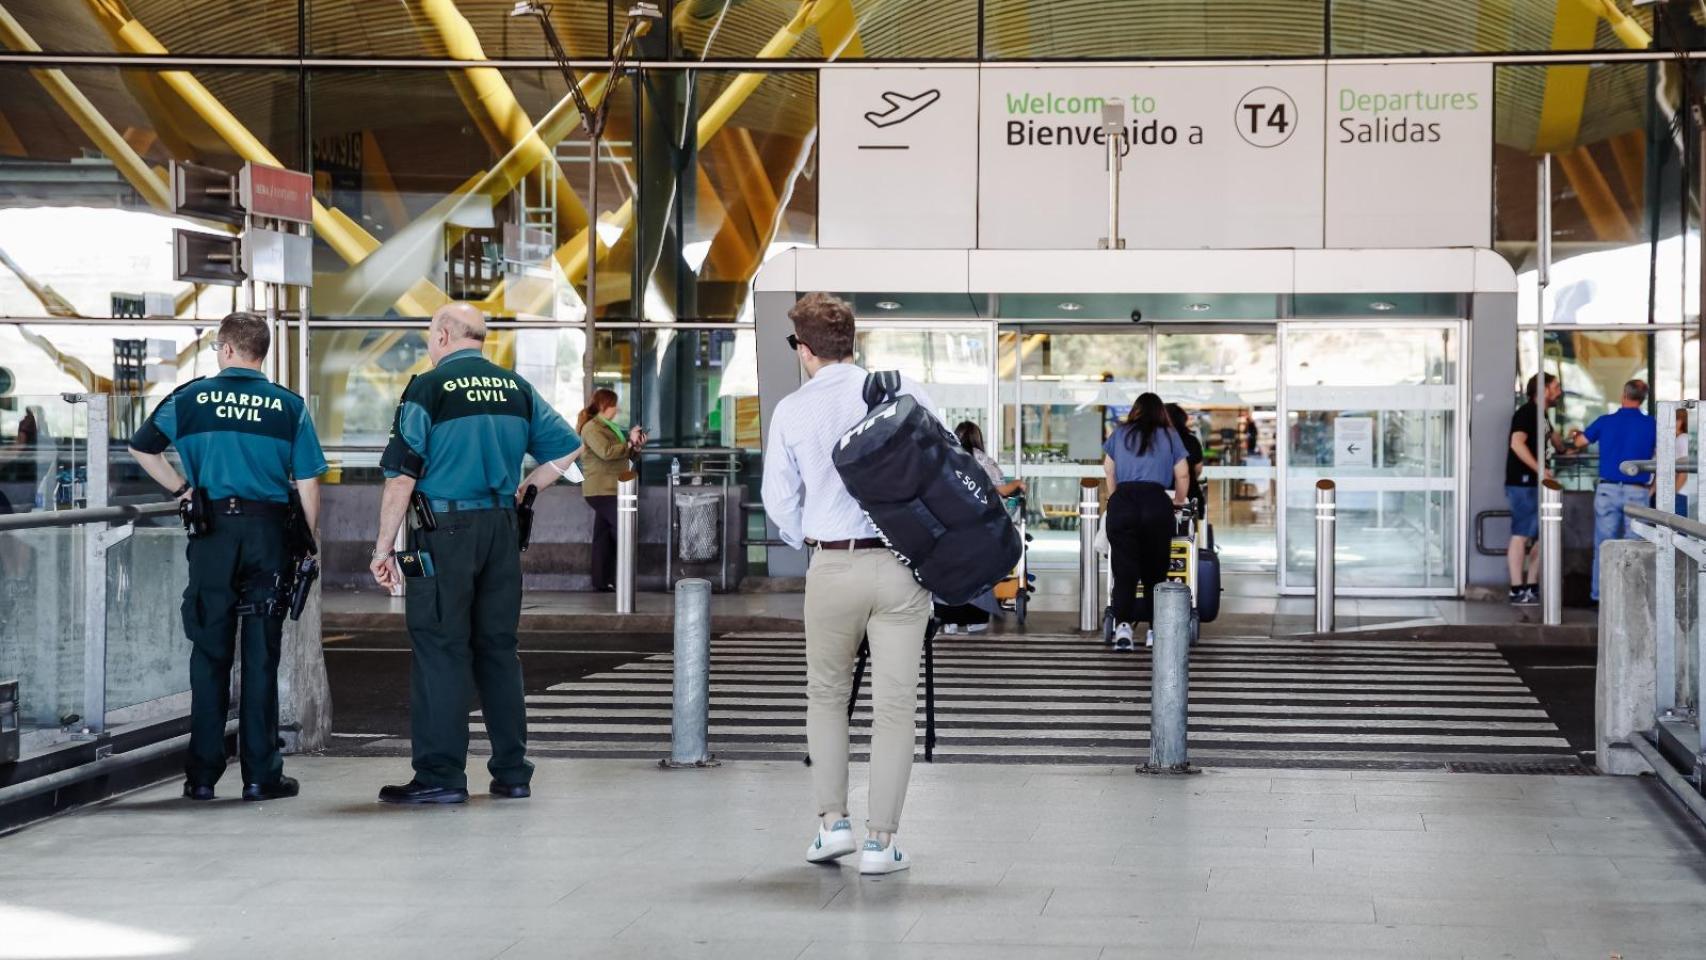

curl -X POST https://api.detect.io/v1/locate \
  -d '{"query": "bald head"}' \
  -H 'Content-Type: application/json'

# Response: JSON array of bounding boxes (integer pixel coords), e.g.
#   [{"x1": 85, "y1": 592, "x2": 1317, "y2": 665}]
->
[{"x1": 427, "y1": 302, "x2": 487, "y2": 364}]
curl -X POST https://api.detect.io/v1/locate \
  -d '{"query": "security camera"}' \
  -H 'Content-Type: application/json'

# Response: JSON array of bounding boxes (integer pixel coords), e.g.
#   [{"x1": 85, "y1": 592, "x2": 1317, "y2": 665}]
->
[{"x1": 1129, "y1": 308, "x2": 1144, "y2": 323}]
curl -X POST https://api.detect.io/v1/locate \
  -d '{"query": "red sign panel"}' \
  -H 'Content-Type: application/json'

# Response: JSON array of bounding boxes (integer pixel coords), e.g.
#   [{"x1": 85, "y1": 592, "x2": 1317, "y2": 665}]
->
[{"x1": 242, "y1": 163, "x2": 313, "y2": 224}]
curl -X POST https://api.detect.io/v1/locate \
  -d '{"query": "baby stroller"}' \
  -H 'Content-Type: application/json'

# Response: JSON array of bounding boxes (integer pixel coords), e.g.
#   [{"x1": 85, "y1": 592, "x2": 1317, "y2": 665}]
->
[{"x1": 1100, "y1": 498, "x2": 1221, "y2": 645}]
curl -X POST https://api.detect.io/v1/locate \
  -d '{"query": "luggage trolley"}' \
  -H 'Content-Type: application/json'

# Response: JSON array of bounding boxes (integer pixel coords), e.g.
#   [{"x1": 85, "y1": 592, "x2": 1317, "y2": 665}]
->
[
  {"x1": 1100, "y1": 499, "x2": 1221, "y2": 644},
  {"x1": 992, "y1": 494, "x2": 1035, "y2": 625}
]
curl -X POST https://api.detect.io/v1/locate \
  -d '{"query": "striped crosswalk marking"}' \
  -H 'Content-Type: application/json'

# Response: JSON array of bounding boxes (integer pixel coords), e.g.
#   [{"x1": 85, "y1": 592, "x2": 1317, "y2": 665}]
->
[{"x1": 490, "y1": 632, "x2": 1576, "y2": 768}]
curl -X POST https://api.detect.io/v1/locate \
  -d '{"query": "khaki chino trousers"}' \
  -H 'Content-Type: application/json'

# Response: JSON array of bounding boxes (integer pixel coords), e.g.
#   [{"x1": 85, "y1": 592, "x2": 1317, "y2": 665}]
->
[{"x1": 803, "y1": 546, "x2": 931, "y2": 834}]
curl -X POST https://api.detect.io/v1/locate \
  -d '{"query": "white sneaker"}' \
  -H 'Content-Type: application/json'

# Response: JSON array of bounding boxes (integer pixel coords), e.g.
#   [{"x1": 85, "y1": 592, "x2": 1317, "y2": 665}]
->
[
  {"x1": 858, "y1": 837, "x2": 911, "y2": 875},
  {"x1": 806, "y1": 818, "x2": 857, "y2": 863},
  {"x1": 940, "y1": 623, "x2": 958, "y2": 635},
  {"x1": 965, "y1": 622, "x2": 989, "y2": 634},
  {"x1": 1113, "y1": 622, "x2": 1134, "y2": 652},
  {"x1": 1145, "y1": 629, "x2": 1155, "y2": 648}
]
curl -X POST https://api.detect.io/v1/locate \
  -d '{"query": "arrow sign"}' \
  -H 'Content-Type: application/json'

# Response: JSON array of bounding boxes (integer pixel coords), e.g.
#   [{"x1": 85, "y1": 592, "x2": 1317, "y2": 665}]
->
[{"x1": 1334, "y1": 417, "x2": 1374, "y2": 468}]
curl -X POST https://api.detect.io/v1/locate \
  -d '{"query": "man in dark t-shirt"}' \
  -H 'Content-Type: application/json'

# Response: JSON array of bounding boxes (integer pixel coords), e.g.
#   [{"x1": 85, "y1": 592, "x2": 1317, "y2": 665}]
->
[{"x1": 1505, "y1": 373, "x2": 1564, "y2": 605}]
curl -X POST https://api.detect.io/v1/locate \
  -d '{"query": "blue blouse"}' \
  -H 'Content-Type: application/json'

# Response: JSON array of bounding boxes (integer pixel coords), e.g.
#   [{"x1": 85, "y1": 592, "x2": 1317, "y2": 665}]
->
[{"x1": 1103, "y1": 424, "x2": 1186, "y2": 486}]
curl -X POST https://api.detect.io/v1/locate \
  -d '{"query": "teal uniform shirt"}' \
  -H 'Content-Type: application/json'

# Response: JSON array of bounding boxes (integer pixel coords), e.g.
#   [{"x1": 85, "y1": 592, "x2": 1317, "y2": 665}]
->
[
  {"x1": 131, "y1": 367, "x2": 329, "y2": 502},
  {"x1": 380, "y1": 348, "x2": 580, "y2": 500}
]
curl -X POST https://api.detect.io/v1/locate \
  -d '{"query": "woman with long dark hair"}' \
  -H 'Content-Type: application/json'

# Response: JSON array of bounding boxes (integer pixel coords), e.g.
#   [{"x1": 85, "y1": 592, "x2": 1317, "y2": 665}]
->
[
  {"x1": 577, "y1": 388, "x2": 645, "y2": 591},
  {"x1": 1102, "y1": 393, "x2": 1190, "y2": 650}
]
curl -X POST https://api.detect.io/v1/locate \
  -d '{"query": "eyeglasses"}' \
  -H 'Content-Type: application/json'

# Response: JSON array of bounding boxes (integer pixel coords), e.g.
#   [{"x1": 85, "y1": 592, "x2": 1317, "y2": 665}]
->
[
  {"x1": 786, "y1": 333, "x2": 811, "y2": 352},
  {"x1": 209, "y1": 340, "x2": 227, "y2": 352}
]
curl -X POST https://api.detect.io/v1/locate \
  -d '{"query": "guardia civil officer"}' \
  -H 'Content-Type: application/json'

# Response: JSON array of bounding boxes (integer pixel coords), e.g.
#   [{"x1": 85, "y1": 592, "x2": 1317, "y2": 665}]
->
[
  {"x1": 369, "y1": 302, "x2": 581, "y2": 804},
  {"x1": 128, "y1": 311, "x2": 327, "y2": 802}
]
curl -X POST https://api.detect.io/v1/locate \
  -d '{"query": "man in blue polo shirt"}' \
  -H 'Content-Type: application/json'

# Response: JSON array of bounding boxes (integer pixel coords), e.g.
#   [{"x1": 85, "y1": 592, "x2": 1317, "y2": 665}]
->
[{"x1": 1570, "y1": 379, "x2": 1656, "y2": 602}]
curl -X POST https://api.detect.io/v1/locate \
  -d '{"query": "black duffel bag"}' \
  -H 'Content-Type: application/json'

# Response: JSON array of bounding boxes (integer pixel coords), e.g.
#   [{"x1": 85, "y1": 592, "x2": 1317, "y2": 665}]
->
[{"x1": 832, "y1": 371, "x2": 1022, "y2": 605}]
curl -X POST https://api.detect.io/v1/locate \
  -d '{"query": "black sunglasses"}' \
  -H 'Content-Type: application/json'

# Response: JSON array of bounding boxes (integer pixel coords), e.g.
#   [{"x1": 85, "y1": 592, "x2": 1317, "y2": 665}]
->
[{"x1": 786, "y1": 333, "x2": 810, "y2": 352}]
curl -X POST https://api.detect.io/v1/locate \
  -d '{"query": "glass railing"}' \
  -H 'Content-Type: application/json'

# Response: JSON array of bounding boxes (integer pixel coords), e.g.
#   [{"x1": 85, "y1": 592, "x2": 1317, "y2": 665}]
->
[{"x1": 0, "y1": 392, "x2": 187, "y2": 764}]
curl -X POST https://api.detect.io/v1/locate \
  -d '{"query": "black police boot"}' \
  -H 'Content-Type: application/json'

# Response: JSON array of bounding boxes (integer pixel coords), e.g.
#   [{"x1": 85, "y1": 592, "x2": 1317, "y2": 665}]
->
[
  {"x1": 183, "y1": 781, "x2": 216, "y2": 802},
  {"x1": 490, "y1": 780, "x2": 531, "y2": 799},
  {"x1": 378, "y1": 780, "x2": 469, "y2": 805},
  {"x1": 242, "y1": 776, "x2": 300, "y2": 802}
]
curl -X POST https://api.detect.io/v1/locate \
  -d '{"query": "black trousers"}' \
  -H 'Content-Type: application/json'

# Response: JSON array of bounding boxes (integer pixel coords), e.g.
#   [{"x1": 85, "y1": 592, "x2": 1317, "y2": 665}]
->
[
  {"x1": 181, "y1": 514, "x2": 289, "y2": 788},
  {"x1": 1106, "y1": 482, "x2": 1175, "y2": 627},
  {"x1": 405, "y1": 508, "x2": 529, "y2": 789},
  {"x1": 586, "y1": 494, "x2": 617, "y2": 589}
]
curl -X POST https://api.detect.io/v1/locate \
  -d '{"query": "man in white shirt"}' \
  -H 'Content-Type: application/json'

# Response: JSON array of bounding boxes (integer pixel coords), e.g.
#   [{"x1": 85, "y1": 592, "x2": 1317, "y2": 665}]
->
[{"x1": 761, "y1": 292, "x2": 935, "y2": 876}]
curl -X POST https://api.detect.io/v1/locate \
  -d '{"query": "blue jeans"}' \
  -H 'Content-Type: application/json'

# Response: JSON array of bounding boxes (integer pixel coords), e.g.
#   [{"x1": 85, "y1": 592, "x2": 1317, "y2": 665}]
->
[{"x1": 1593, "y1": 483, "x2": 1649, "y2": 601}]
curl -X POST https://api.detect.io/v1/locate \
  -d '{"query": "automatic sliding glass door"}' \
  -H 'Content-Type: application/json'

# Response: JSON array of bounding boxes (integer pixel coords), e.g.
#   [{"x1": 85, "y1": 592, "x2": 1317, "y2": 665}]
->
[
  {"x1": 1002, "y1": 328, "x2": 1153, "y2": 568},
  {"x1": 1279, "y1": 322, "x2": 1463, "y2": 595},
  {"x1": 853, "y1": 319, "x2": 998, "y2": 442}
]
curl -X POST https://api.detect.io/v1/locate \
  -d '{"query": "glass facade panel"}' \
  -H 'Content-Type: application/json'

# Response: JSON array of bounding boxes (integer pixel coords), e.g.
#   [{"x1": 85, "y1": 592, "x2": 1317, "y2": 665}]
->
[
  {"x1": 308, "y1": 0, "x2": 610, "y2": 58},
  {"x1": 675, "y1": 0, "x2": 978, "y2": 60},
  {"x1": 1331, "y1": 1, "x2": 1657, "y2": 55},
  {"x1": 671, "y1": 71, "x2": 817, "y2": 320},
  {"x1": 306, "y1": 68, "x2": 639, "y2": 321},
  {"x1": 983, "y1": 0, "x2": 1325, "y2": 59},
  {"x1": 1, "y1": 0, "x2": 301, "y2": 55},
  {"x1": 0, "y1": 65, "x2": 302, "y2": 320}
]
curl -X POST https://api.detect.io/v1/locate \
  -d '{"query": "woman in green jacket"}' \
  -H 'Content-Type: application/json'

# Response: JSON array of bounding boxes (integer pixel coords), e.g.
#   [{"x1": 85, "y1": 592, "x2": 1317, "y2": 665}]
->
[{"x1": 577, "y1": 388, "x2": 646, "y2": 591}]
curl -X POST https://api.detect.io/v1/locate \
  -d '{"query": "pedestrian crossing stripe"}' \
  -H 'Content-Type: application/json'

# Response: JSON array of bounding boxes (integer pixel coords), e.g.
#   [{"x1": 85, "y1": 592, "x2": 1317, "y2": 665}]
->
[{"x1": 479, "y1": 632, "x2": 1579, "y2": 768}]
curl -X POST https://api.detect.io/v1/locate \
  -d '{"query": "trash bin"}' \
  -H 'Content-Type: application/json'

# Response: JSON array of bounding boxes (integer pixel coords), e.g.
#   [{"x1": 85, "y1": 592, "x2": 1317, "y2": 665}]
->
[{"x1": 676, "y1": 490, "x2": 721, "y2": 563}]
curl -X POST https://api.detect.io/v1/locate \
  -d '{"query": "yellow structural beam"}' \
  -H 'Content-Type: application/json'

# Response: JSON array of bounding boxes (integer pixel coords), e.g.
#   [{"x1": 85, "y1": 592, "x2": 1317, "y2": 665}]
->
[
  {"x1": 1578, "y1": 0, "x2": 1651, "y2": 50},
  {"x1": 1557, "y1": 147, "x2": 1635, "y2": 241},
  {"x1": 1535, "y1": 0, "x2": 1600, "y2": 153}
]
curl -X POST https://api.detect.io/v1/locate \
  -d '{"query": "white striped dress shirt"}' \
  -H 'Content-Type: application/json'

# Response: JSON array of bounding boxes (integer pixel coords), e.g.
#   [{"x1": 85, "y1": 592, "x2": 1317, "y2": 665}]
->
[{"x1": 761, "y1": 362, "x2": 936, "y2": 550}]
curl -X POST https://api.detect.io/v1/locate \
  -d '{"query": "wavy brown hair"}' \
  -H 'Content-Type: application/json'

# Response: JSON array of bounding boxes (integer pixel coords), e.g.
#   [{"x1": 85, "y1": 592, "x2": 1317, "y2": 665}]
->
[{"x1": 577, "y1": 388, "x2": 619, "y2": 430}]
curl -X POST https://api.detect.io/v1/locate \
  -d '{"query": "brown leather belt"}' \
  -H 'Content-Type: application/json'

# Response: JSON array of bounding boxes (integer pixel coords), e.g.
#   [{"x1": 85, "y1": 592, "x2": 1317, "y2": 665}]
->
[{"x1": 810, "y1": 537, "x2": 885, "y2": 551}]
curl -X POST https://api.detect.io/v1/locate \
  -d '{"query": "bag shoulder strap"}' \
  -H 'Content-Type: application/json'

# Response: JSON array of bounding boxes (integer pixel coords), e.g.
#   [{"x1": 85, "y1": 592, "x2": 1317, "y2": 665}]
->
[{"x1": 862, "y1": 370, "x2": 901, "y2": 412}]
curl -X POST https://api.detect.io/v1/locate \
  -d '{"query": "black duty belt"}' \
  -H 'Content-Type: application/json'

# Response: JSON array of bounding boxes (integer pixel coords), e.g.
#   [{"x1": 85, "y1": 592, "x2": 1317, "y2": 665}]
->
[
  {"x1": 811, "y1": 537, "x2": 885, "y2": 551},
  {"x1": 211, "y1": 496, "x2": 289, "y2": 517},
  {"x1": 428, "y1": 494, "x2": 512, "y2": 514}
]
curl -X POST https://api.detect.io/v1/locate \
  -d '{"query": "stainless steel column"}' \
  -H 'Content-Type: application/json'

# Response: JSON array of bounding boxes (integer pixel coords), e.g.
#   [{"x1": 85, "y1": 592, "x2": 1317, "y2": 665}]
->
[
  {"x1": 1139, "y1": 581, "x2": 1194, "y2": 775},
  {"x1": 616, "y1": 470, "x2": 637, "y2": 614},
  {"x1": 1078, "y1": 479, "x2": 1101, "y2": 632},
  {"x1": 1101, "y1": 102, "x2": 1124, "y2": 250},
  {"x1": 662, "y1": 577, "x2": 718, "y2": 768},
  {"x1": 1314, "y1": 480, "x2": 1336, "y2": 634},
  {"x1": 1541, "y1": 479, "x2": 1563, "y2": 626}
]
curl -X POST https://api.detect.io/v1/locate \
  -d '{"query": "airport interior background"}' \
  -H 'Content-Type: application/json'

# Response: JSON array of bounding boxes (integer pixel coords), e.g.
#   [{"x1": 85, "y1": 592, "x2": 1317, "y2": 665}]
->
[{"x1": 0, "y1": 0, "x2": 1702, "y2": 606}]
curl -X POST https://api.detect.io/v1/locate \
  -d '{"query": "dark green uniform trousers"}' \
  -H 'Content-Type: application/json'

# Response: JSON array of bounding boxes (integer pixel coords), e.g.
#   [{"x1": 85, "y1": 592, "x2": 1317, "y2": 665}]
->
[
  {"x1": 182, "y1": 514, "x2": 288, "y2": 788},
  {"x1": 405, "y1": 507, "x2": 530, "y2": 789}
]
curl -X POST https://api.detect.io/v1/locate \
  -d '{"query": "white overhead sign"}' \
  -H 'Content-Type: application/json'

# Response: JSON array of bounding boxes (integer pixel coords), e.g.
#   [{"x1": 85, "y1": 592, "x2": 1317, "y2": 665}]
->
[
  {"x1": 819, "y1": 68, "x2": 980, "y2": 249},
  {"x1": 1325, "y1": 62, "x2": 1493, "y2": 248},
  {"x1": 817, "y1": 63, "x2": 1495, "y2": 254},
  {"x1": 977, "y1": 66, "x2": 1326, "y2": 250}
]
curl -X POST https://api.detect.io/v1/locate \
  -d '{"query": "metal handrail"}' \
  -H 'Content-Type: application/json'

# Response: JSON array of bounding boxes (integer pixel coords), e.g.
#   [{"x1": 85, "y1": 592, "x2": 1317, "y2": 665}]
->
[
  {"x1": 1625, "y1": 504, "x2": 1706, "y2": 541},
  {"x1": 1623, "y1": 459, "x2": 1698, "y2": 476},
  {"x1": 0, "y1": 501, "x2": 178, "y2": 532}
]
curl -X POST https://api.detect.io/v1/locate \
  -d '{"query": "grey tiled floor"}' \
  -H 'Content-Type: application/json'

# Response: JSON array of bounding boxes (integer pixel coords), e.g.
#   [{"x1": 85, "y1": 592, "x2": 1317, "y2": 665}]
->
[{"x1": 3, "y1": 758, "x2": 1705, "y2": 959}]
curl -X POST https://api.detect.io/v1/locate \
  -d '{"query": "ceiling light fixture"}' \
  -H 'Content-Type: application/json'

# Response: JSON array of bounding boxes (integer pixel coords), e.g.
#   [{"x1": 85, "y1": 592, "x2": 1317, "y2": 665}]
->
[
  {"x1": 1186, "y1": 302, "x2": 1212, "y2": 312},
  {"x1": 1058, "y1": 301, "x2": 1083, "y2": 312},
  {"x1": 1370, "y1": 301, "x2": 1397, "y2": 312},
  {"x1": 875, "y1": 300, "x2": 902, "y2": 311}
]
